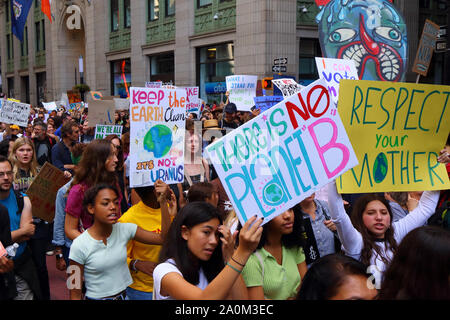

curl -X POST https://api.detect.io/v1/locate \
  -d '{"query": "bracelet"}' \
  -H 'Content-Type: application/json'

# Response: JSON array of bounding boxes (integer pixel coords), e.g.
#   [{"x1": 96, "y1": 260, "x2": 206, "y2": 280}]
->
[
  {"x1": 131, "y1": 259, "x2": 140, "y2": 272},
  {"x1": 231, "y1": 256, "x2": 245, "y2": 267},
  {"x1": 226, "y1": 261, "x2": 242, "y2": 274}
]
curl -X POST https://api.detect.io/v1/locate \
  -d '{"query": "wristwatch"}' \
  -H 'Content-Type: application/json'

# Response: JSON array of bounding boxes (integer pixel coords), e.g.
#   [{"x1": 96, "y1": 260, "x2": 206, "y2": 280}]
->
[{"x1": 55, "y1": 253, "x2": 64, "y2": 260}]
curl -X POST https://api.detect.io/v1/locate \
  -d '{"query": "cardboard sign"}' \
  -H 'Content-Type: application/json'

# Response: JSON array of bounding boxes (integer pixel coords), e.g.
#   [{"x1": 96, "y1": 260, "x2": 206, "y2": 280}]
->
[
  {"x1": 206, "y1": 79, "x2": 358, "y2": 226},
  {"x1": 226, "y1": 75, "x2": 258, "y2": 112},
  {"x1": 337, "y1": 79, "x2": 450, "y2": 193},
  {"x1": 90, "y1": 91, "x2": 103, "y2": 100},
  {"x1": 315, "y1": 57, "x2": 359, "y2": 107},
  {"x1": 67, "y1": 90, "x2": 81, "y2": 104},
  {"x1": 87, "y1": 100, "x2": 115, "y2": 127},
  {"x1": 412, "y1": 19, "x2": 440, "y2": 77},
  {"x1": 272, "y1": 78, "x2": 303, "y2": 98},
  {"x1": 95, "y1": 125, "x2": 123, "y2": 139},
  {"x1": 26, "y1": 162, "x2": 71, "y2": 222},
  {"x1": 253, "y1": 96, "x2": 283, "y2": 112},
  {"x1": 0, "y1": 99, "x2": 31, "y2": 127},
  {"x1": 114, "y1": 98, "x2": 129, "y2": 111},
  {"x1": 129, "y1": 87, "x2": 187, "y2": 187}
]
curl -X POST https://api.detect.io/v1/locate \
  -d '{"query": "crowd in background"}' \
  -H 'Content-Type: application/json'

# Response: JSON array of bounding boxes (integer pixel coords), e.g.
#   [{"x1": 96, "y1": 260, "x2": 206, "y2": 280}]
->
[{"x1": 0, "y1": 94, "x2": 449, "y2": 301}]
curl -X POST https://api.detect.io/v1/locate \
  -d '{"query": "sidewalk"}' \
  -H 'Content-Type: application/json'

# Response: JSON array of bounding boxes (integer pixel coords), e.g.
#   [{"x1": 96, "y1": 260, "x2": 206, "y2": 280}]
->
[{"x1": 47, "y1": 255, "x2": 69, "y2": 300}]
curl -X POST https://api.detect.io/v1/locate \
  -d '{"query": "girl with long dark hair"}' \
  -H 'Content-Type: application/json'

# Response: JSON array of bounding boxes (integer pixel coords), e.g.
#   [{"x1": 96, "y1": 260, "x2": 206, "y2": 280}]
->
[
  {"x1": 327, "y1": 181, "x2": 440, "y2": 288},
  {"x1": 153, "y1": 202, "x2": 263, "y2": 300}
]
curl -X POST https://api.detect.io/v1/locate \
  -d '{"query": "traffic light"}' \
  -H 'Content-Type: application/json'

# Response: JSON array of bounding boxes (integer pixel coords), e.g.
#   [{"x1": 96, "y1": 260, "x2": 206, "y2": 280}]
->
[{"x1": 262, "y1": 77, "x2": 273, "y2": 90}]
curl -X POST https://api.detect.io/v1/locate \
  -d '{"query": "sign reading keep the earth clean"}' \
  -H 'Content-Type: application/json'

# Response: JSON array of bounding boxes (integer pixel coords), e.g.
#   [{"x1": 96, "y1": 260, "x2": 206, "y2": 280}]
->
[
  {"x1": 337, "y1": 79, "x2": 450, "y2": 193},
  {"x1": 206, "y1": 79, "x2": 358, "y2": 226},
  {"x1": 129, "y1": 87, "x2": 186, "y2": 187}
]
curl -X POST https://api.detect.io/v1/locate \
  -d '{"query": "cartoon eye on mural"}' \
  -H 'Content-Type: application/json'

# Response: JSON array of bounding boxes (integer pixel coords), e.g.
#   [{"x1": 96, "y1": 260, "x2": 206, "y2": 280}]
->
[{"x1": 314, "y1": 0, "x2": 408, "y2": 82}]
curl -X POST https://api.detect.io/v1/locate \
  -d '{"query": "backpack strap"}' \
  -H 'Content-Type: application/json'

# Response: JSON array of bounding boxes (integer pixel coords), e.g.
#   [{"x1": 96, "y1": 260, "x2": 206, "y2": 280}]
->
[{"x1": 13, "y1": 190, "x2": 24, "y2": 215}]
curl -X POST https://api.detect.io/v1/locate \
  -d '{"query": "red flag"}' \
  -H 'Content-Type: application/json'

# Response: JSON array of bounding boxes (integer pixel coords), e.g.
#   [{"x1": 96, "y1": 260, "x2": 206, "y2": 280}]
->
[{"x1": 41, "y1": 0, "x2": 52, "y2": 23}]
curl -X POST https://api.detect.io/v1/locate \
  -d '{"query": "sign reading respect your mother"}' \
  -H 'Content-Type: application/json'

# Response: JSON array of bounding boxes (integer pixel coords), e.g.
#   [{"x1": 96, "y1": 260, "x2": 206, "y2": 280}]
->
[
  {"x1": 207, "y1": 79, "x2": 358, "y2": 226},
  {"x1": 337, "y1": 80, "x2": 450, "y2": 193}
]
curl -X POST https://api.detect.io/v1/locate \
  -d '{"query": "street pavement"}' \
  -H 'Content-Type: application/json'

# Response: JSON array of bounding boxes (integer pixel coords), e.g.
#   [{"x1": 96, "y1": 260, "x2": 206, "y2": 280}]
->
[{"x1": 47, "y1": 255, "x2": 69, "y2": 300}]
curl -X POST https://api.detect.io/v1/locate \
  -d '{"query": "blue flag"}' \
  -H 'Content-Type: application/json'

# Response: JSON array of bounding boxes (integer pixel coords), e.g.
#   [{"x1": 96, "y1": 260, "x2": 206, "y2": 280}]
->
[{"x1": 11, "y1": 0, "x2": 33, "y2": 42}]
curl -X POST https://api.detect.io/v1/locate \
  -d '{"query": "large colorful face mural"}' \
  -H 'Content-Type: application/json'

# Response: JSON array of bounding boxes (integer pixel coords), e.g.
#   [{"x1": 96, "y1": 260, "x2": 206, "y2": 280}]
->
[{"x1": 315, "y1": 0, "x2": 408, "y2": 82}]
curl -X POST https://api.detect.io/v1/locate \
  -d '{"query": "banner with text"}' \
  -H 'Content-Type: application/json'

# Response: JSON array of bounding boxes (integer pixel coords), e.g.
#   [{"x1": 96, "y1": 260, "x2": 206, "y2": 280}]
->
[
  {"x1": 0, "y1": 99, "x2": 30, "y2": 127},
  {"x1": 315, "y1": 57, "x2": 359, "y2": 107},
  {"x1": 130, "y1": 87, "x2": 186, "y2": 187},
  {"x1": 185, "y1": 87, "x2": 200, "y2": 117},
  {"x1": 272, "y1": 78, "x2": 304, "y2": 98},
  {"x1": 206, "y1": 79, "x2": 358, "y2": 226},
  {"x1": 226, "y1": 75, "x2": 258, "y2": 112},
  {"x1": 337, "y1": 80, "x2": 450, "y2": 193},
  {"x1": 253, "y1": 96, "x2": 283, "y2": 112}
]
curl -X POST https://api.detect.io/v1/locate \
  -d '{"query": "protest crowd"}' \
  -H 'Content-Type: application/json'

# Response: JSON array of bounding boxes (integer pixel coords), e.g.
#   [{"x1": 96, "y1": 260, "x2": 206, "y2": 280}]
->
[{"x1": 0, "y1": 78, "x2": 448, "y2": 303}]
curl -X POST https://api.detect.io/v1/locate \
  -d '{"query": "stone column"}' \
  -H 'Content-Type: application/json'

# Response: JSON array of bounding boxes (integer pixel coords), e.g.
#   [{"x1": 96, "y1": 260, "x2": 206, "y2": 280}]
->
[{"x1": 175, "y1": 0, "x2": 195, "y2": 86}]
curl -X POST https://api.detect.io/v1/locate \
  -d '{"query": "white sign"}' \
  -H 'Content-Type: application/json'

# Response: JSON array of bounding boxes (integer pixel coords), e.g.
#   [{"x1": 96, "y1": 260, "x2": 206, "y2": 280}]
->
[
  {"x1": 114, "y1": 98, "x2": 129, "y2": 111},
  {"x1": 145, "y1": 82, "x2": 162, "y2": 88},
  {"x1": 315, "y1": 57, "x2": 359, "y2": 107},
  {"x1": 206, "y1": 79, "x2": 358, "y2": 226},
  {"x1": 95, "y1": 125, "x2": 123, "y2": 140},
  {"x1": 42, "y1": 101, "x2": 58, "y2": 111},
  {"x1": 272, "y1": 78, "x2": 303, "y2": 98},
  {"x1": 226, "y1": 75, "x2": 258, "y2": 112},
  {"x1": 0, "y1": 99, "x2": 31, "y2": 127},
  {"x1": 129, "y1": 87, "x2": 187, "y2": 187},
  {"x1": 185, "y1": 87, "x2": 200, "y2": 116}
]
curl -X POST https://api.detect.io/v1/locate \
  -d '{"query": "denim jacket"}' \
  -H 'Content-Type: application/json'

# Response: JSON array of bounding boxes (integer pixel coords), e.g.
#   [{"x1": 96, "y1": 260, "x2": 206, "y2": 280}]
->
[{"x1": 52, "y1": 180, "x2": 73, "y2": 248}]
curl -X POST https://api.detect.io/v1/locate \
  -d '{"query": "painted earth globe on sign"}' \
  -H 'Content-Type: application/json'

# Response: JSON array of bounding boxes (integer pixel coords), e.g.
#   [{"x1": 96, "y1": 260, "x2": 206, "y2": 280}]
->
[
  {"x1": 264, "y1": 183, "x2": 284, "y2": 205},
  {"x1": 373, "y1": 153, "x2": 388, "y2": 183},
  {"x1": 143, "y1": 124, "x2": 173, "y2": 158}
]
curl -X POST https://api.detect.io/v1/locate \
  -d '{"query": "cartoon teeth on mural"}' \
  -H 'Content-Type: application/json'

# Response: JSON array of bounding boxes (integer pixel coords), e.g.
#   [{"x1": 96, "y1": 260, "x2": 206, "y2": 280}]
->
[{"x1": 315, "y1": 0, "x2": 408, "y2": 82}]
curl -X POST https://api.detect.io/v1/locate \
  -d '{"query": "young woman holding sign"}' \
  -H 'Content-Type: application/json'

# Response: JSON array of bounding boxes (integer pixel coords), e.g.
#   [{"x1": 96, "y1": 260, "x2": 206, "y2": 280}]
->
[
  {"x1": 327, "y1": 179, "x2": 441, "y2": 288},
  {"x1": 153, "y1": 202, "x2": 263, "y2": 300}
]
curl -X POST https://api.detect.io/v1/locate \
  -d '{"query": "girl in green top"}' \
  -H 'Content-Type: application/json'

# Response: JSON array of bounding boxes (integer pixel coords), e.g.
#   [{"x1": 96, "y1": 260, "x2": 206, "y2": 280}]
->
[{"x1": 242, "y1": 208, "x2": 307, "y2": 300}]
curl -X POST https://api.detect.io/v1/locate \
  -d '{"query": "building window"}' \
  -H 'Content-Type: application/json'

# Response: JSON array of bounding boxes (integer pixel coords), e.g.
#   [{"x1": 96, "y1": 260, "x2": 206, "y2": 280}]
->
[
  {"x1": 6, "y1": 34, "x2": 13, "y2": 60},
  {"x1": 21, "y1": 27, "x2": 28, "y2": 57},
  {"x1": 298, "y1": 38, "x2": 321, "y2": 86},
  {"x1": 196, "y1": 43, "x2": 234, "y2": 103},
  {"x1": 149, "y1": 0, "x2": 159, "y2": 21},
  {"x1": 166, "y1": 0, "x2": 175, "y2": 16},
  {"x1": 42, "y1": 20, "x2": 45, "y2": 51},
  {"x1": 111, "y1": 59, "x2": 131, "y2": 98},
  {"x1": 36, "y1": 72, "x2": 46, "y2": 105},
  {"x1": 7, "y1": 78, "x2": 14, "y2": 98},
  {"x1": 149, "y1": 52, "x2": 174, "y2": 83},
  {"x1": 35, "y1": 21, "x2": 41, "y2": 51},
  {"x1": 6, "y1": 0, "x2": 10, "y2": 23},
  {"x1": 124, "y1": 0, "x2": 131, "y2": 28},
  {"x1": 198, "y1": 0, "x2": 212, "y2": 8},
  {"x1": 35, "y1": 0, "x2": 41, "y2": 9},
  {"x1": 111, "y1": 0, "x2": 119, "y2": 31}
]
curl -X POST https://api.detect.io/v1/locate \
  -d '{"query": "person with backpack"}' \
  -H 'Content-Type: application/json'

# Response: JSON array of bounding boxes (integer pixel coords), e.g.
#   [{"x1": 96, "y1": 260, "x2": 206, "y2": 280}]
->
[
  {"x1": 0, "y1": 155, "x2": 41, "y2": 300},
  {"x1": 31, "y1": 121, "x2": 56, "y2": 167}
]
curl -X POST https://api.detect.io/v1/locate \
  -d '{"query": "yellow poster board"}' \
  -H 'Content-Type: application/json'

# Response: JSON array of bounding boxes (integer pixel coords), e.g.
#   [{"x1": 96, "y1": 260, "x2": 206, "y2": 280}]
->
[{"x1": 337, "y1": 80, "x2": 450, "y2": 193}]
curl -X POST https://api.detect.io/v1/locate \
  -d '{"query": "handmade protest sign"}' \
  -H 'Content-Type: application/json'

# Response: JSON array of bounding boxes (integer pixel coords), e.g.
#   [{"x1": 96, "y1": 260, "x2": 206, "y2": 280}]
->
[
  {"x1": 272, "y1": 78, "x2": 303, "y2": 98},
  {"x1": 0, "y1": 99, "x2": 30, "y2": 127},
  {"x1": 337, "y1": 80, "x2": 450, "y2": 193},
  {"x1": 226, "y1": 75, "x2": 258, "y2": 112},
  {"x1": 145, "y1": 82, "x2": 162, "y2": 88},
  {"x1": 114, "y1": 98, "x2": 129, "y2": 111},
  {"x1": 185, "y1": 87, "x2": 200, "y2": 117},
  {"x1": 412, "y1": 19, "x2": 440, "y2": 77},
  {"x1": 253, "y1": 96, "x2": 283, "y2": 112},
  {"x1": 129, "y1": 87, "x2": 186, "y2": 187},
  {"x1": 42, "y1": 101, "x2": 58, "y2": 111},
  {"x1": 26, "y1": 162, "x2": 71, "y2": 222},
  {"x1": 206, "y1": 79, "x2": 358, "y2": 226},
  {"x1": 315, "y1": 57, "x2": 359, "y2": 107},
  {"x1": 95, "y1": 125, "x2": 123, "y2": 139},
  {"x1": 87, "y1": 100, "x2": 115, "y2": 127}
]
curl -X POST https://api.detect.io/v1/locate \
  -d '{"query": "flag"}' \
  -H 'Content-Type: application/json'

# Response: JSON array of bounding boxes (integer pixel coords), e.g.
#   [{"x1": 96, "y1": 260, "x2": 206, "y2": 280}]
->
[
  {"x1": 41, "y1": 0, "x2": 52, "y2": 23},
  {"x1": 10, "y1": 0, "x2": 33, "y2": 42}
]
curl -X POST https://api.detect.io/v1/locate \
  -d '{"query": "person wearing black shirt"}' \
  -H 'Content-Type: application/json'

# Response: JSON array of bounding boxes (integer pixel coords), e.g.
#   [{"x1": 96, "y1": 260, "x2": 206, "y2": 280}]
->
[
  {"x1": 218, "y1": 103, "x2": 239, "y2": 131},
  {"x1": 0, "y1": 203, "x2": 16, "y2": 300}
]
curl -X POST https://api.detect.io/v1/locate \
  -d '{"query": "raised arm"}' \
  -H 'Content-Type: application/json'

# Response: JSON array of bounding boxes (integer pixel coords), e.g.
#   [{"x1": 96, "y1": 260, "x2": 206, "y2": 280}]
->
[{"x1": 327, "y1": 181, "x2": 363, "y2": 255}]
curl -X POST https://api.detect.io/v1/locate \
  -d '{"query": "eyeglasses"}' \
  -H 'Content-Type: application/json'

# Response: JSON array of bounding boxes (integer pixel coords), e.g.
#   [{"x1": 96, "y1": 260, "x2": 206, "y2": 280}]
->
[{"x1": 0, "y1": 171, "x2": 13, "y2": 178}]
